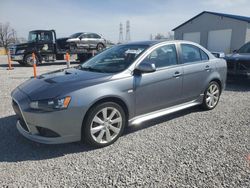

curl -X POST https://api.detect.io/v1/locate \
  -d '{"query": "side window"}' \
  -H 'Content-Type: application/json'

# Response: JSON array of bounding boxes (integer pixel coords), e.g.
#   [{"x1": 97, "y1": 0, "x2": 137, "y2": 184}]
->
[
  {"x1": 39, "y1": 32, "x2": 52, "y2": 42},
  {"x1": 181, "y1": 44, "x2": 202, "y2": 63},
  {"x1": 92, "y1": 33, "x2": 101, "y2": 39},
  {"x1": 80, "y1": 34, "x2": 88, "y2": 39},
  {"x1": 146, "y1": 44, "x2": 178, "y2": 68},
  {"x1": 200, "y1": 49, "x2": 209, "y2": 61}
]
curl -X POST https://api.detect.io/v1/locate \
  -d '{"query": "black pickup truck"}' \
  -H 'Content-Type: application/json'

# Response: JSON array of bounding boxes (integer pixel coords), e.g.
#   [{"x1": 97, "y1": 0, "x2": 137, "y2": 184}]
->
[
  {"x1": 225, "y1": 42, "x2": 250, "y2": 79},
  {"x1": 9, "y1": 30, "x2": 94, "y2": 66}
]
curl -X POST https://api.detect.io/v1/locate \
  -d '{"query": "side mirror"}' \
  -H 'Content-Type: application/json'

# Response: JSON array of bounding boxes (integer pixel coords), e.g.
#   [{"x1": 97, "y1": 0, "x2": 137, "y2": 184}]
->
[
  {"x1": 211, "y1": 52, "x2": 225, "y2": 58},
  {"x1": 233, "y1": 49, "x2": 238, "y2": 53},
  {"x1": 79, "y1": 36, "x2": 83, "y2": 40},
  {"x1": 134, "y1": 62, "x2": 156, "y2": 74}
]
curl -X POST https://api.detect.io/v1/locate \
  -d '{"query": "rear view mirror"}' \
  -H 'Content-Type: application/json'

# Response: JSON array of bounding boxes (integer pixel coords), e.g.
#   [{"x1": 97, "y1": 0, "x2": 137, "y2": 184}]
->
[{"x1": 134, "y1": 62, "x2": 156, "y2": 74}]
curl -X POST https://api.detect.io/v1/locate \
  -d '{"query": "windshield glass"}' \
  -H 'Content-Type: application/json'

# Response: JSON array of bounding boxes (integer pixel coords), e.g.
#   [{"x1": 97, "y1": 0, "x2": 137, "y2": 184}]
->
[
  {"x1": 80, "y1": 44, "x2": 149, "y2": 73},
  {"x1": 70, "y1": 32, "x2": 83, "y2": 38},
  {"x1": 28, "y1": 32, "x2": 37, "y2": 42},
  {"x1": 238, "y1": 42, "x2": 250, "y2": 53}
]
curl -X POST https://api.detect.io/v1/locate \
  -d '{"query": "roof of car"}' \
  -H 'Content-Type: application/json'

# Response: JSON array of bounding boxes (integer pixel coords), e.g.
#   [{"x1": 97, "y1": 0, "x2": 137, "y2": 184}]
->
[{"x1": 123, "y1": 40, "x2": 165, "y2": 46}]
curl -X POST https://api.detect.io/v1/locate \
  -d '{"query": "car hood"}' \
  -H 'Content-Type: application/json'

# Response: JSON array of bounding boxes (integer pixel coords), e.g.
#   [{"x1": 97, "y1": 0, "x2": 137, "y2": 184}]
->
[
  {"x1": 17, "y1": 67, "x2": 112, "y2": 100},
  {"x1": 225, "y1": 53, "x2": 250, "y2": 62},
  {"x1": 15, "y1": 43, "x2": 29, "y2": 49}
]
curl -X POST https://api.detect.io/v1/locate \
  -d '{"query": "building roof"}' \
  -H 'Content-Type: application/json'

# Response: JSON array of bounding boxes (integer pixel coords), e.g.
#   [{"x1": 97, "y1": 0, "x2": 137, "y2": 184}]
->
[{"x1": 172, "y1": 11, "x2": 250, "y2": 31}]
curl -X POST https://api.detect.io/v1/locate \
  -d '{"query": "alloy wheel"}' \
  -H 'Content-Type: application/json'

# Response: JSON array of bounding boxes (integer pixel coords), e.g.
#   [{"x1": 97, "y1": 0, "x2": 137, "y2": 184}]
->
[
  {"x1": 90, "y1": 107, "x2": 122, "y2": 144},
  {"x1": 206, "y1": 83, "x2": 220, "y2": 108}
]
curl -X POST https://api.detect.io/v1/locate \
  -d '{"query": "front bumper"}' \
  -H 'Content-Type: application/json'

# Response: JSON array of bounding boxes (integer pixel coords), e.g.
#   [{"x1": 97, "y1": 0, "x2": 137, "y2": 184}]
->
[
  {"x1": 16, "y1": 120, "x2": 77, "y2": 144},
  {"x1": 227, "y1": 70, "x2": 250, "y2": 79},
  {"x1": 11, "y1": 54, "x2": 24, "y2": 61},
  {"x1": 11, "y1": 87, "x2": 85, "y2": 144}
]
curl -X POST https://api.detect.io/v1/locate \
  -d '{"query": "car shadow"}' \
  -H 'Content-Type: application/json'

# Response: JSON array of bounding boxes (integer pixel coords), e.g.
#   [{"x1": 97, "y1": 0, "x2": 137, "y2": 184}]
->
[
  {"x1": 0, "y1": 106, "x2": 201, "y2": 163},
  {"x1": 226, "y1": 78, "x2": 250, "y2": 92}
]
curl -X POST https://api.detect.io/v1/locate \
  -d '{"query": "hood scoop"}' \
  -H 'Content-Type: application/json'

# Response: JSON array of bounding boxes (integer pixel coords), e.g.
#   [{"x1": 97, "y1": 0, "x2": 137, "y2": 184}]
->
[{"x1": 44, "y1": 78, "x2": 57, "y2": 84}]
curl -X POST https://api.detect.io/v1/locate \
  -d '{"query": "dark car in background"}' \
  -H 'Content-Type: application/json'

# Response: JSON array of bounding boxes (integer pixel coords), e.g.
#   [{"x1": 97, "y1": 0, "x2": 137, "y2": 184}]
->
[
  {"x1": 67, "y1": 32, "x2": 107, "y2": 51},
  {"x1": 225, "y1": 42, "x2": 250, "y2": 79}
]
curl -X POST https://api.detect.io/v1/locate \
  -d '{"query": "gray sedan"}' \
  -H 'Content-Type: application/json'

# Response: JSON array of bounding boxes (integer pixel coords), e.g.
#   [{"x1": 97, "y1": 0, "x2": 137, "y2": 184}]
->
[{"x1": 11, "y1": 40, "x2": 227, "y2": 147}]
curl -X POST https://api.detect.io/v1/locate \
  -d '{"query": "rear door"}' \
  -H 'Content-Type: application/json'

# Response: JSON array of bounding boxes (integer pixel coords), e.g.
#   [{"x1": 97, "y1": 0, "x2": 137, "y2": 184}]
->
[
  {"x1": 134, "y1": 44, "x2": 183, "y2": 115},
  {"x1": 180, "y1": 43, "x2": 214, "y2": 101},
  {"x1": 79, "y1": 34, "x2": 90, "y2": 48}
]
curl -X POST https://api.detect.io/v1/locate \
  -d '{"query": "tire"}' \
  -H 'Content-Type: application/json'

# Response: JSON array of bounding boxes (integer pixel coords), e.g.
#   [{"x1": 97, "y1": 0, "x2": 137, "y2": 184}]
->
[
  {"x1": 97, "y1": 43, "x2": 105, "y2": 51},
  {"x1": 83, "y1": 102, "x2": 126, "y2": 147},
  {"x1": 24, "y1": 54, "x2": 39, "y2": 67},
  {"x1": 202, "y1": 81, "x2": 221, "y2": 110}
]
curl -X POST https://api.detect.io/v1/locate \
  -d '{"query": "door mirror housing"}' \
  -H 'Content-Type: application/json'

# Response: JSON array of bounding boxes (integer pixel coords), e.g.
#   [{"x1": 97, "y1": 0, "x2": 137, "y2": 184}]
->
[
  {"x1": 134, "y1": 62, "x2": 156, "y2": 74},
  {"x1": 211, "y1": 52, "x2": 225, "y2": 58},
  {"x1": 233, "y1": 49, "x2": 238, "y2": 53}
]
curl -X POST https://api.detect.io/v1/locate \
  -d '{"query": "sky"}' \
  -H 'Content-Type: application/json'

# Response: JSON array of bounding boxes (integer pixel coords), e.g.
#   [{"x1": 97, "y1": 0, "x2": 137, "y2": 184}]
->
[{"x1": 0, "y1": 0, "x2": 250, "y2": 43}]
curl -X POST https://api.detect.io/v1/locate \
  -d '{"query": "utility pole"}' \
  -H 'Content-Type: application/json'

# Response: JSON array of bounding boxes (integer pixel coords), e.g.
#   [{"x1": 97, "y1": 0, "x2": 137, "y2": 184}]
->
[
  {"x1": 125, "y1": 20, "x2": 131, "y2": 42},
  {"x1": 118, "y1": 23, "x2": 123, "y2": 44}
]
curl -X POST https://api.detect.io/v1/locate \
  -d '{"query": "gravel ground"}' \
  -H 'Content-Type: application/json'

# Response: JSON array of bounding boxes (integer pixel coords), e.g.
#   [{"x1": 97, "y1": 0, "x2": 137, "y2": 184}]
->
[{"x1": 0, "y1": 55, "x2": 249, "y2": 187}]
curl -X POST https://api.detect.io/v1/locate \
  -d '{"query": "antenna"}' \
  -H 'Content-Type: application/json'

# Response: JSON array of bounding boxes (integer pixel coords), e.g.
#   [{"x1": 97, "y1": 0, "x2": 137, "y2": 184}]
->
[
  {"x1": 125, "y1": 20, "x2": 131, "y2": 42},
  {"x1": 119, "y1": 23, "x2": 123, "y2": 43}
]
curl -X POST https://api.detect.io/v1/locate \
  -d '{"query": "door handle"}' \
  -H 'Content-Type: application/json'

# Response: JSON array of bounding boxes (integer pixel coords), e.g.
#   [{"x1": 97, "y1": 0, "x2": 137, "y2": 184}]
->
[
  {"x1": 173, "y1": 71, "x2": 182, "y2": 78},
  {"x1": 205, "y1": 65, "x2": 211, "y2": 71}
]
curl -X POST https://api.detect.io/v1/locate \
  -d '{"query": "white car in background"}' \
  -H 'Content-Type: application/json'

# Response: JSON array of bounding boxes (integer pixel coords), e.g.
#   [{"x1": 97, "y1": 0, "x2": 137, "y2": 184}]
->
[{"x1": 67, "y1": 32, "x2": 106, "y2": 51}]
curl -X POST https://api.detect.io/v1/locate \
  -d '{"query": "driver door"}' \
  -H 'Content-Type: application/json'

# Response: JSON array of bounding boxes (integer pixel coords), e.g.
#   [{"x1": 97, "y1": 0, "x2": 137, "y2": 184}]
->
[{"x1": 134, "y1": 44, "x2": 183, "y2": 116}]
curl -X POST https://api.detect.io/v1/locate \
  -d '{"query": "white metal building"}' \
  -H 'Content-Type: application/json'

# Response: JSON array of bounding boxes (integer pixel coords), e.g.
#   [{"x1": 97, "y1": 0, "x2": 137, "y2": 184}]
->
[{"x1": 173, "y1": 11, "x2": 250, "y2": 53}]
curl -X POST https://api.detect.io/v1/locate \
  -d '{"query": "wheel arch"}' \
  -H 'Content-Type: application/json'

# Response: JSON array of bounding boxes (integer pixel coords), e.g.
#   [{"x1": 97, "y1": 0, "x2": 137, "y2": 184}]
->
[
  {"x1": 209, "y1": 78, "x2": 222, "y2": 93},
  {"x1": 81, "y1": 96, "x2": 129, "y2": 139}
]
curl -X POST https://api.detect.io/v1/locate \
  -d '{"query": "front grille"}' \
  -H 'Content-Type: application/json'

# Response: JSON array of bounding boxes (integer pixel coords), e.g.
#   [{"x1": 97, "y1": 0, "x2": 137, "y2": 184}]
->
[
  {"x1": 12, "y1": 99, "x2": 30, "y2": 132},
  {"x1": 12, "y1": 100, "x2": 22, "y2": 118},
  {"x1": 226, "y1": 61, "x2": 235, "y2": 70},
  {"x1": 237, "y1": 61, "x2": 250, "y2": 71},
  {"x1": 8, "y1": 47, "x2": 16, "y2": 55},
  {"x1": 19, "y1": 119, "x2": 29, "y2": 132}
]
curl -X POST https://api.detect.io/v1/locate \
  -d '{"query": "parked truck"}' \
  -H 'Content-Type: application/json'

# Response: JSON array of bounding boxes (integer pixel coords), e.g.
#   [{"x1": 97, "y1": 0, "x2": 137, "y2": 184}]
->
[{"x1": 9, "y1": 30, "x2": 98, "y2": 66}]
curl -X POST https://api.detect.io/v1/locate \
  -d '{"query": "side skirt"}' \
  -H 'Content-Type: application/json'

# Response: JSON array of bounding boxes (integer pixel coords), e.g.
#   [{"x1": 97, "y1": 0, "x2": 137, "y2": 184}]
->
[{"x1": 128, "y1": 99, "x2": 202, "y2": 126}]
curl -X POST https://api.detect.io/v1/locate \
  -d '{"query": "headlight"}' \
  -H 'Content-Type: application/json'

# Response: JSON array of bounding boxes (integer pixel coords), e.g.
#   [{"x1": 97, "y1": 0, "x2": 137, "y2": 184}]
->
[
  {"x1": 30, "y1": 96, "x2": 71, "y2": 111},
  {"x1": 16, "y1": 49, "x2": 25, "y2": 54}
]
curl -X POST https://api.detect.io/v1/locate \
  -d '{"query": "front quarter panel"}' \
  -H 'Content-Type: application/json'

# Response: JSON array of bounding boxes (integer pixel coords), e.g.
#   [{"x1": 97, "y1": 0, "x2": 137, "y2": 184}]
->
[{"x1": 67, "y1": 75, "x2": 135, "y2": 123}]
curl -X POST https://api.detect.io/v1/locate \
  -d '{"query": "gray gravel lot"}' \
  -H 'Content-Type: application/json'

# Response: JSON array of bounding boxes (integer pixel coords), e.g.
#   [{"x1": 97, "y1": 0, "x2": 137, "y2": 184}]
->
[{"x1": 0, "y1": 55, "x2": 249, "y2": 187}]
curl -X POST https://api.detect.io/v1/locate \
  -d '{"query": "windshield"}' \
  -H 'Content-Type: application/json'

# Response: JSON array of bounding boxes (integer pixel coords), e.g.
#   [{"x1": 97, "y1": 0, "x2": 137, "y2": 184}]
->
[
  {"x1": 70, "y1": 32, "x2": 83, "y2": 38},
  {"x1": 80, "y1": 44, "x2": 149, "y2": 73},
  {"x1": 238, "y1": 42, "x2": 250, "y2": 53},
  {"x1": 28, "y1": 32, "x2": 37, "y2": 42}
]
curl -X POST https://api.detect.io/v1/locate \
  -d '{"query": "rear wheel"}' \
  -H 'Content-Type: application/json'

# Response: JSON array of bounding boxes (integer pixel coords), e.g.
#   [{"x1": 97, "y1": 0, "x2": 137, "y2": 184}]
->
[
  {"x1": 202, "y1": 81, "x2": 221, "y2": 110},
  {"x1": 97, "y1": 43, "x2": 104, "y2": 51},
  {"x1": 83, "y1": 102, "x2": 126, "y2": 147}
]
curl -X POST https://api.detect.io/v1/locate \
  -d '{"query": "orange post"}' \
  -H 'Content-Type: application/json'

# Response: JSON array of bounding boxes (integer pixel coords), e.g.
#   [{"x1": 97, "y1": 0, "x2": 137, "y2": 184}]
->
[
  {"x1": 32, "y1": 52, "x2": 37, "y2": 78},
  {"x1": 65, "y1": 52, "x2": 70, "y2": 68},
  {"x1": 7, "y1": 50, "x2": 14, "y2": 70}
]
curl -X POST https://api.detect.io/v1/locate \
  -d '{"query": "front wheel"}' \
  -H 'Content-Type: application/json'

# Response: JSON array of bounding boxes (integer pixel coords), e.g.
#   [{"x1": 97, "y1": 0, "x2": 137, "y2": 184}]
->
[
  {"x1": 202, "y1": 81, "x2": 221, "y2": 110},
  {"x1": 24, "y1": 54, "x2": 39, "y2": 67},
  {"x1": 83, "y1": 102, "x2": 126, "y2": 147}
]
